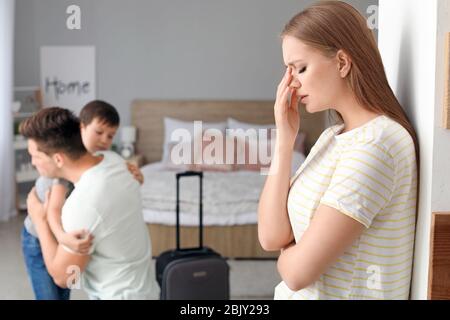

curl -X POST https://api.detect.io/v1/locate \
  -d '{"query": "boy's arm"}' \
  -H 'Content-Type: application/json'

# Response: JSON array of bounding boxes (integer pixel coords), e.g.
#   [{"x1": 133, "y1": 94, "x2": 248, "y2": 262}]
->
[{"x1": 46, "y1": 183, "x2": 68, "y2": 242}]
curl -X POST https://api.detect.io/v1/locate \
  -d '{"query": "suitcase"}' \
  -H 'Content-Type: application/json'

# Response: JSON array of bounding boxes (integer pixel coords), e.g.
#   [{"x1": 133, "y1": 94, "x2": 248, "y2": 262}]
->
[{"x1": 155, "y1": 171, "x2": 230, "y2": 300}]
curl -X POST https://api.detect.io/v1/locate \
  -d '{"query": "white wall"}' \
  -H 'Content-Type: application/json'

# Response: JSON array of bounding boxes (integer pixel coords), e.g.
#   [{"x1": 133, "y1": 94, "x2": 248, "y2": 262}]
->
[
  {"x1": 14, "y1": 0, "x2": 377, "y2": 129},
  {"x1": 379, "y1": 0, "x2": 450, "y2": 299},
  {"x1": 432, "y1": 0, "x2": 450, "y2": 213},
  {"x1": 0, "y1": 0, "x2": 17, "y2": 221}
]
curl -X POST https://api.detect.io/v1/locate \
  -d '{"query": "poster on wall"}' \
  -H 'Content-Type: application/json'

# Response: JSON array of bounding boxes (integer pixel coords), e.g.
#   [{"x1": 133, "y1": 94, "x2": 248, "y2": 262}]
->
[{"x1": 40, "y1": 46, "x2": 96, "y2": 116}]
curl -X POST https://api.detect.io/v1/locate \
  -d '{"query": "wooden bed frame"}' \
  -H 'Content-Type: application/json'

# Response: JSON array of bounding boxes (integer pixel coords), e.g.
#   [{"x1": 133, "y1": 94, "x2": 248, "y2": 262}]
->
[{"x1": 131, "y1": 100, "x2": 325, "y2": 258}]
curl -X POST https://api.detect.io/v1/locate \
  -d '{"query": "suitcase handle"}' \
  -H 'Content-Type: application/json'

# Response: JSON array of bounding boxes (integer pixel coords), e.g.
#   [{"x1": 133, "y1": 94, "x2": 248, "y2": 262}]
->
[
  {"x1": 176, "y1": 171, "x2": 203, "y2": 250},
  {"x1": 176, "y1": 171, "x2": 203, "y2": 178}
]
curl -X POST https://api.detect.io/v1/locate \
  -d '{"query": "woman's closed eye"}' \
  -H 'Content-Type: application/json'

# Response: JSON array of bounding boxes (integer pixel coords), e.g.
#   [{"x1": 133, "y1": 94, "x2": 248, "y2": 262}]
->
[{"x1": 298, "y1": 66, "x2": 307, "y2": 74}]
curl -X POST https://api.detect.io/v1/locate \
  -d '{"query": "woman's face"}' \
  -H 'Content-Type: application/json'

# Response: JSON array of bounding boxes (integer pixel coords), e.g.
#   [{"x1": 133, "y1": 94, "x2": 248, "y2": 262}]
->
[{"x1": 282, "y1": 35, "x2": 344, "y2": 114}]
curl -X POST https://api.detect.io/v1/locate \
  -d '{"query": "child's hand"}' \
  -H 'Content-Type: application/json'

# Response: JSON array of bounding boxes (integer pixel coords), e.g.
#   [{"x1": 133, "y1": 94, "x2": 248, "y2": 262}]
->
[
  {"x1": 127, "y1": 163, "x2": 144, "y2": 185},
  {"x1": 59, "y1": 230, "x2": 94, "y2": 255}
]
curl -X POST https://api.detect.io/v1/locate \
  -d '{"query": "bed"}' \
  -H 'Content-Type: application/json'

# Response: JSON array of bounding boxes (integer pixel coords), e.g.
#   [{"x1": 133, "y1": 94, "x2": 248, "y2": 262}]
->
[{"x1": 131, "y1": 100, "x2": 325, "y2": 258}]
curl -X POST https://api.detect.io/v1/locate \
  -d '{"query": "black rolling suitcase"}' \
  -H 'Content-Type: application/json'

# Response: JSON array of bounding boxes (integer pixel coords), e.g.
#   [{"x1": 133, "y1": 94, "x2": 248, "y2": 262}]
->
[{"x1": 155, "y1": 171, "x2": 230, "y2": 300}]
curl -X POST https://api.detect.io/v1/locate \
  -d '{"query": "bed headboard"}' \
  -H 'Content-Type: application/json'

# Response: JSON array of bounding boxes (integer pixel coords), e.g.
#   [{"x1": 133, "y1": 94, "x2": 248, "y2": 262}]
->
[{"x1": 131, "y1": 100, "x2": 325, "y2": 164}]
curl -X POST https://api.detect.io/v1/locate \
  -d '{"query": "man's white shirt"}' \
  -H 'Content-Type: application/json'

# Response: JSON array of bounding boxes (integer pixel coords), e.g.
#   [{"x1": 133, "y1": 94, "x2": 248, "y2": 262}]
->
[{"x1": 61, "y1": 151, "x2": 158, "y2": 299}]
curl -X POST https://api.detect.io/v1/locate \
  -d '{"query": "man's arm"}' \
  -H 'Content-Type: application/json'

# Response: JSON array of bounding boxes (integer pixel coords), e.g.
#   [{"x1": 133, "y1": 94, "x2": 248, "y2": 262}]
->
[
  {"x1": 47, "y1": 184, "x2": 93, "y2": 255},
  {"x1": 34, "y1": 217, "x2": 90, "y2": 288}
]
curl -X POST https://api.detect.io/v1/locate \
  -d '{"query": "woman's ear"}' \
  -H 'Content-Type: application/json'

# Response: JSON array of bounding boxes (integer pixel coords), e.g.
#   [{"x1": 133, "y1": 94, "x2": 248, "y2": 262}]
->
[{"x1": 336, "y1": 49, "x2": 352, "y2": 78}]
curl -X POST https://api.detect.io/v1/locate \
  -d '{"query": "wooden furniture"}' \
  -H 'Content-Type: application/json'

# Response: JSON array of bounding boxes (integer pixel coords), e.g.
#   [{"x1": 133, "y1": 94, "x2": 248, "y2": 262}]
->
[
  {"x1": 428, "y1": 212, "x2": 450, "y2": 299},
  {"x1": 131, "y1": 100, "x2": 326, "y2": 259},
  {"x1": 148, "y1": 224, "x2": 276, "y2": 258}
]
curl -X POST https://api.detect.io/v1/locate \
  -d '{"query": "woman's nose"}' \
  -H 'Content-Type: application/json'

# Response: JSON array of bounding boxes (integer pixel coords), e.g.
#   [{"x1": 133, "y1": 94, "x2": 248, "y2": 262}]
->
[{"x1": 290, "y1": 76, "x2": 302, "y2": 89}]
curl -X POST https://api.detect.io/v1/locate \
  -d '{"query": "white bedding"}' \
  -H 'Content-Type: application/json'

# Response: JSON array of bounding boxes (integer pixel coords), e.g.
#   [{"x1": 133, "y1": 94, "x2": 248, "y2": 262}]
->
[{"x1": 140, "y1": 152, "x2": 305, "y2": 226}]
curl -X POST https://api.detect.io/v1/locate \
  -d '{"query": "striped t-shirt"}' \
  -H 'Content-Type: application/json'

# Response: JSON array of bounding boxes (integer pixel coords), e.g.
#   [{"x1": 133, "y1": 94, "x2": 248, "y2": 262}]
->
[{"x1": 274, "y1": 115, "x2": 417, "y2": 300}]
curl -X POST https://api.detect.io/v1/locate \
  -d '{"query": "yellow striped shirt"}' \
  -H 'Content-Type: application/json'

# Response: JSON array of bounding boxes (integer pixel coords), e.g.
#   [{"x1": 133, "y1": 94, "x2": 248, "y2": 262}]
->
[{"x1": 274, "y1": 115, "x2": 417, "y2": 300}]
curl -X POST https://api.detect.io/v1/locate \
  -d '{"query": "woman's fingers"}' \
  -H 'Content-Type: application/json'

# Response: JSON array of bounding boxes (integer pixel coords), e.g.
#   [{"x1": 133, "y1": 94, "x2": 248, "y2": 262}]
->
[
  {"x1": 290, "y1": 88, "x2": 299, "y2": 112},
  {"x1": 277, "y1": 67, "x2": 292, "y2": 95},
  {"x1": 280, "y1": 85, "x2": 292, "y2": 109},
  {"x1": 275, "y1": 85, "x2": 292, "y2": 122},
  {"x1": 280, "y1": 68, "x2": 292, "y2": 92},
  {"x1": 277, "y1": 67, "x2": 290, "y2": 89}
]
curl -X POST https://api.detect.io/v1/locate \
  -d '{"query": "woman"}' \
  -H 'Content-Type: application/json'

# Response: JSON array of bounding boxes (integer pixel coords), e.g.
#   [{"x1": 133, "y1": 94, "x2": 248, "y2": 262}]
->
[{"x1": 258, "y1": 1, "x2": 419, "y2": 300}]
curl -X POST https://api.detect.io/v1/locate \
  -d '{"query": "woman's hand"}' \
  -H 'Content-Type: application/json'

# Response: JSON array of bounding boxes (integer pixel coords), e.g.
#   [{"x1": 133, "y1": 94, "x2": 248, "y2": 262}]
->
[{"x1": 274, "y1": 67, "x2": 300, "y2": 150}]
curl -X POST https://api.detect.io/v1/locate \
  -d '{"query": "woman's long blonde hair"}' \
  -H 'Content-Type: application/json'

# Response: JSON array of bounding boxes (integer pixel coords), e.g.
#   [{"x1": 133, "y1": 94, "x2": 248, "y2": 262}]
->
[{"x1": 281, "y1": 1, "x2": 420, "y2": 173}]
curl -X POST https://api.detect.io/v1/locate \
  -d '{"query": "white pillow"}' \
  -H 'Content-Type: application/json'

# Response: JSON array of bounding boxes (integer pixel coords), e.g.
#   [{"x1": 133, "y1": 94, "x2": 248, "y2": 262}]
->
[
  {"x1": 227, "y1": 118, "x2": 276, "y2": 143},
  {"x1": 227, "y1": 117, "x2": 307, "y2": 155},
  {"x1": 227, "y1": 118, "x2": 275, "y2": 131},
  {"x1": 162, "y1": 117, "x2": 227, "y2": 163}
]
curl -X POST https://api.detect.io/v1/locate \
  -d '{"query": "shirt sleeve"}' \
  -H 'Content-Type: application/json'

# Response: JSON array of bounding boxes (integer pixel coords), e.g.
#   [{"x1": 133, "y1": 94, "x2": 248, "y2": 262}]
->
[
  {"x1": 61, "y1": 202, "x2": 102, "y2": 254},
  {"x1": 320, "y1": 142, "x2": 395, "y2": 228}
]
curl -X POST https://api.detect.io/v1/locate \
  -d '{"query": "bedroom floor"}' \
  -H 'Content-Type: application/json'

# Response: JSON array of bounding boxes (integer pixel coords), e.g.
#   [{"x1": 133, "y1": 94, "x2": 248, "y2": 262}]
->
[{"x1": 0, "y1": 214, "x2": 280, "y2": 300}]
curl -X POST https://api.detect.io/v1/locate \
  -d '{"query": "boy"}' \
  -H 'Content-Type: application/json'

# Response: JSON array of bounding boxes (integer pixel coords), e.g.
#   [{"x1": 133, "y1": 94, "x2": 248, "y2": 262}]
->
[{"x1": 21, "y1": 100, "x2": 143, "y2": 300}]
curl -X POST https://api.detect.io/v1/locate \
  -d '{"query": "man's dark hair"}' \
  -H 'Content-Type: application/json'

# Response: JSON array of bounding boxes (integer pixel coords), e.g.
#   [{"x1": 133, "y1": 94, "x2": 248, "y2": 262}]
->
[
  {"x1": 79, "y1": 100, "x2": 120, "y2": 127},
  {"x1": 19, "y1": 107, "x2": 87, "y2": 160}
]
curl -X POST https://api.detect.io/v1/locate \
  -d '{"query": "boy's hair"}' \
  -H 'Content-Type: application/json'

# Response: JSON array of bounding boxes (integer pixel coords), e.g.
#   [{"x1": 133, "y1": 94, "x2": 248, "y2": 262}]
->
[
  {"x1": 79, "y1": 100, "x2": 120, "y2": 127},
  {"x1": 19, "y1": 107, "x2": 87, "y2": 160}
]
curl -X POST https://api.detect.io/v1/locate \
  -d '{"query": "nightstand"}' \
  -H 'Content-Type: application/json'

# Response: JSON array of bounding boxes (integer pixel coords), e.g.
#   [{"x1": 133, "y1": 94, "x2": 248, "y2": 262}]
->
[{"x1": 125, "y1": 154, "x2": 144, "y2": 168}]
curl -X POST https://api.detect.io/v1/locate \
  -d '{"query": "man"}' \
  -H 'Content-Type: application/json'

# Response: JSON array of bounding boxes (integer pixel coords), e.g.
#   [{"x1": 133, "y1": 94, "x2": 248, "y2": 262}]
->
[{"x1": 21, "y1": 107, "x2": 158, "y2": 299}]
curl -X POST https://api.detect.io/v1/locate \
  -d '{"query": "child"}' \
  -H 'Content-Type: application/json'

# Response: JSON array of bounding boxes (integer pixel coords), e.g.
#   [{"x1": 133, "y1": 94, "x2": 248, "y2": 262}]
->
[{"x1": 21, "y1": 100, "x2": 143, "y2": 300}]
